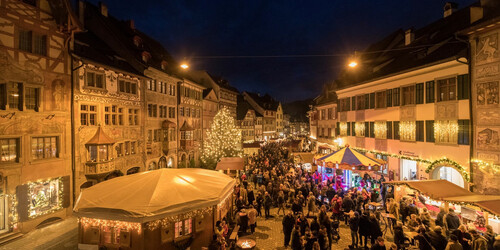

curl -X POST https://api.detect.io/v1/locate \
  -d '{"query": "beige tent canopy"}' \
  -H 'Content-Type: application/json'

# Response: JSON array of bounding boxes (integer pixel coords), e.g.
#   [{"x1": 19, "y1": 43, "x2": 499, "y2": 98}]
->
[
  {"x1": 215, "y1": 157, "x2": 245, "y2": 171},
  {"x1": 74, "y1": 168, "x2": 236, "y2": 223},
  {"x1": 384, "y1": 179, "x2": 500, "y2": 217}
]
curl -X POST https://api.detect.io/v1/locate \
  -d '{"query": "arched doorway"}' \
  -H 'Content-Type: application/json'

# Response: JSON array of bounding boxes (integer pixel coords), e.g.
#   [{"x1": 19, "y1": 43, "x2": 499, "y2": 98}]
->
[
  {"x1": 158, "y1": 156, "x2": 167, "y2": 168},
  {"x1": 179, "y1": 154, "x2": 187, "y2": 168},
  {"x1": 188, "y1": 152, "x2": 195, "y2": 168},
  {"x1": 167, "y1": 157, "x2": 174, "y2": 168},
  {"x1": 148, "y1": 161, "x2": 157, "y2": 171},
  {"x1": 431, "y1": 166, "x2": 465, "y2": 188},
  {"x1": 127, "y1": 167, "x2": 140, "y2": 175}
]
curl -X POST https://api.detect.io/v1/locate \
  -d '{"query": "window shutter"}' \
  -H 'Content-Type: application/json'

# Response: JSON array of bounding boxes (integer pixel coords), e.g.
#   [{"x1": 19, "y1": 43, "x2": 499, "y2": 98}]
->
[
  {"x1": 457, "y1": 74, "x2": 469, "y2": 100},
  {"x1": 352, "y1": 122, "x2": 356, "y2": 136},
  {"x1": 416, "y1": 83, "x2": 424, "y2": 104},
  {"x1": 416, "y1": 121, "x2": 424, "y2": 142},
  {"x1": 369, "y1": 122, "x2": 375, "y2": 138},
  {"x1": 426, "y1": 81, "x2": 435, "y2": 103},
  {"x1": 386, "y1": 89, "x2": 392, "y2": 107},
  {"x1": 458, "y1": 119, "x2": 470, "y2": 145},
  {"x1": 387, "y1": 121, "x2": 393, "y2": 139},
  {"x1": 16, "y1": 184, "x2": 29, "y2": 222},
  {"x1": 62, "y1": 175, "x2": 71, "y2": 208},
  {"x1": 365, "y1": 122, "x2": 369, "y2": 138},
  {"x1": 425, "y1": 120, "x2": 435, "y2": 142},
  {"x1": 335, "y1": 122, "x2": 340, "y2": 136},
  {"x1": 34, "y1": 88, "x2": 40, "y2": 112},
  {"x1": 394, "y1": 121, "x2": 400, "y2": 140},
  {"x1": 346, "y1": 122, "x2": 351, "y2": 136},
  {"x1": 364, "y1": 94, "x2": 370, "y2": 109},
  {"x1": 0, "y1": 84, "x2": 6, "y2": 110},
  {"x1": 351, "y1": 96, "x2": 356, "y2": 111},
  {"x1": 370, "y1": 93, "x2": 375, "y2": 109},
  {"x1": 18, "y1": 83, "x2": 24, "y2": 111}
]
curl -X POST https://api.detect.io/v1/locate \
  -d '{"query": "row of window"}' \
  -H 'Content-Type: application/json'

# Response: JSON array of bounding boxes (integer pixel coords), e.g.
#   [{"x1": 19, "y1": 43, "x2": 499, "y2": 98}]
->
[
  {"x1": 319, "y1": 107, "x2": 336, "y2": 120},
  {"x1": 81, "y1": 105, "x2": 139, "y2": 126},
  {"x1": 147, "y1": 128, "x2": 176, "y2": 143},
  {"x1": 181, "y1": 86, "x2": 202, "y2": 100},
  {"x1": 179, "y1": 107, "x2": 201, "y2": 118},
  {"x1": 0, "y1": 136, "x2": 58, "y2": 163},
  {"x1": 242, "y1": 130, "x2": 255, "y2": 136},
  {"x1": 147, "y1": 80, "x2": 176, "y2": 96},
  {"x1": 338, "y1": 75, "x2": 469, "y2": 112},
  {"x1": 0, "y1": 83, "x2": 40, "y2": 111},
  {"x1": 337, "y1": 119, "x2": 470, "y2": 145},
  {"x1": 19, "y1": 29, "x2": 47, "y2": 56}
]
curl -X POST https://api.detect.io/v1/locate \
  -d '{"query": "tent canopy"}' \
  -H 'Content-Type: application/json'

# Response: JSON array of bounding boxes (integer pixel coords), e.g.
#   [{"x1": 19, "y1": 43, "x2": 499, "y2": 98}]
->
[
  {"x1": 74, "y1": 168, "x2": 235, "y2": 223},
  {"x1": 318, "y1": 147, "x2": 383, "y2": 167},
  {"x1": 216, "y1": 157, "x2": 245, "y2": 170},
  {"x1": 384, "y1": 180, "x2": 500, "y2": 217}
]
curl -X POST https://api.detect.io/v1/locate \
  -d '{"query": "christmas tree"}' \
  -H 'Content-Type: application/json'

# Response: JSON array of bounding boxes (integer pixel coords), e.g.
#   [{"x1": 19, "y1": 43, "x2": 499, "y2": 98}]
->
[{"x1": 201, "y1": 108, "x2": 242, "y2": 169}]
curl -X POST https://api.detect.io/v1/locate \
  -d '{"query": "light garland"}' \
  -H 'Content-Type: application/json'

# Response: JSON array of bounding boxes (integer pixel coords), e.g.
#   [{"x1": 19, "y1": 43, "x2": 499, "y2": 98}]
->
[
  {"x1": 350, "y1": 147, "x2": 471, "y2": 183},
  {"x1": 374, "y1": 121, "x2": 387, "y2": 139},
  {"x1": 146, "y1": 206, "x2": 213, "y2": 231},
  {"x1": 471, "y1": 159, "x2": 500, "y2": 174},
  {"x1": 217, "y1": 191, "x2": 233, "y2": 209},
  {"x1": 400, "y1": 121, "x2": 416, "y2": 141},
  {"x1": 434, "y1": 120, "x2": 458, "y2": 144},
  {"x1": 79, "y1": 217, "x2": 142, "y2": 233},
  {"x1": 27, "y1": 177, "x2": 64, "y2": 219},
  {"x1": 7, "y1": 194, "x2": 18, "y2": 229}
]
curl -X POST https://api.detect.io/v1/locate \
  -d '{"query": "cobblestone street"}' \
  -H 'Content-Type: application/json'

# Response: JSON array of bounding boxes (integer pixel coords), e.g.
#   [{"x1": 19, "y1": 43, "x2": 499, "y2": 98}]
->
[{"x1": 238, "y1": 207, "x2": 394, "y2": 250}]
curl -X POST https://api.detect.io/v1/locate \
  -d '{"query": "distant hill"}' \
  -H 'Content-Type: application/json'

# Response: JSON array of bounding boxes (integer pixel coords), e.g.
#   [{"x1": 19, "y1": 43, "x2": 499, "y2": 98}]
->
[{"x1": 283, "y1": 98, "x2": 313, "y2": 123}]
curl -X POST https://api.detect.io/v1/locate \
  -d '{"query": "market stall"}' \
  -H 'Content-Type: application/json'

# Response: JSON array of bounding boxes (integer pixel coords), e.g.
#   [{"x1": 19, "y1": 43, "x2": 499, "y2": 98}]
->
[
  {"x1": 74, "y1": 168, "x2": 236, "y2": 250},
  {"x1": 316, "y1": 146, "x2": 385, "y2": 189},
  {"x1": 384, "y1": 180, "x2": 500, "y2": 233},
  {"x1": 216, "y1": 157, "x2": 245, "y2": 177}
]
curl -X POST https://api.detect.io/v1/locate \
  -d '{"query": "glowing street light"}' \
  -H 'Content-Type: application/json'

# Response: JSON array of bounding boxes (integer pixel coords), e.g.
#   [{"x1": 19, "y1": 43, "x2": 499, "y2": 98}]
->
[
  {"x1": 348, "y1": 61, "x2": 358, "y2": 68},
  {"x1": 180, "y1": 63, "x2": 189, "y2": 69}
]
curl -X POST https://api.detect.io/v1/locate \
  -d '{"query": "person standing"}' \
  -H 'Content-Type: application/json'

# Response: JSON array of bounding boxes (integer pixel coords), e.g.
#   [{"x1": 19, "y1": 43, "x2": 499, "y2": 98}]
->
[
  {"x1": 428, "y1": 226, "x2": 448, "y2": 250},
  {"x1": 282, "y1": 211, "x2": 295, "y2": 248},
  {"x1": 264, "y1": 192, "x2": 273, "y2": 219},
  {"x1": 358, "y1": 211, "x2": 371, "y2": 248},
  {"x1": 445, "y1": 235, "x2": 464, "y2": 250},
  {"x1": 470, "y1": 229, "x2": 488, "y2": 250},
  {"x1": 349, "y1": 211, "x2": 360, "y2": 249},
  {"x1": 247, "y1": 205, "x2": 257, "y2": 234},
  {"x1": 247, "y1": 185, "x2": 255, "y2": 207},
  {"x1": 369, "y1": 213, "x2": 383, "y2": 246},
  {"x1": 342, "y1": 194, "x2": 354, "y2": 224},
  {"x1": 291, "y1": 224, "x2": 302, "y2": 250},
  {"x1": 307, "y1": 192, "x2": 317, "y2": 217},
  {"x1": 277, "y1": 190, "x2": 286, "y2": 216}
]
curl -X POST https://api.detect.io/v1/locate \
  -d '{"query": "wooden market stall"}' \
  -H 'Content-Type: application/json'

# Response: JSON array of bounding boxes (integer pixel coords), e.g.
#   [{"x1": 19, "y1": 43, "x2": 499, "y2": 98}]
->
[
  {"x1": 74, "y1": 168, "x2": 236, "y2": 250},
  {"x1": 384, "y1": 180, "x2": 500, "y2": 233}
]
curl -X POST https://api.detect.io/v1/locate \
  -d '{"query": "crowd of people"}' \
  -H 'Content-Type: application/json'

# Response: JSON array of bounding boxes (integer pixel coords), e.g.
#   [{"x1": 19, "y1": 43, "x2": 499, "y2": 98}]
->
[{"x1": 212, "y1": 142, "x2": 500, "y2": 250}]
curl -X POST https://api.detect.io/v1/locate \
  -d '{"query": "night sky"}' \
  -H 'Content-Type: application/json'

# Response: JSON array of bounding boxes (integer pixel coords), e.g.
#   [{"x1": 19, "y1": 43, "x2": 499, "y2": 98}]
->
[{"x1": 87, "y1": 0, "x2": 476, "y2": 102}]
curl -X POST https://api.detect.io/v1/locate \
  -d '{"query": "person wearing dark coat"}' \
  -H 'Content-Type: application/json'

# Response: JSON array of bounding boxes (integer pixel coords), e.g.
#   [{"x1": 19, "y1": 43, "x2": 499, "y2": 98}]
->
[
  {"x1": 292, "y1": 199, "x2": 303, "y2": 215},
  {"x1": 369, "y1": 214, "x2": 383, "y2": 245},
  {"x1": 349, "y1": 211, "x2": 360, "y2": 248},
  {"x1": 342, "y1": 195, "x2": 355, "y2": 224},
  {"x1": 453, "y1": 225, "x2": 472, "y2": 250},
  {"x1": 371, "y1": 236, "x2": 387, "y2": 250},
  {"x1": 393, "y1": 222, "x2": 407, "y2": 249},
  {"x1": 310, "y1": 216, "x2": 320, "y2": 233},
  {"x1": 264, "y1": 192, "x2": 273, "y2": 218},
  {"x1": 247, "y1": 188, "x2": 255, "y2": 206},
  {"x1": 283, "y1": 212, "x2": 295, "y2": 248},
  {"x1": 435, "y1": 207, "x2": 446, "y2": 227},
  {"x1": 298, "y1": 215, "x2": 309, "y2": 236},
  {"x1": 291, "y1": 225, "x2": 302, "y2": 250},
  {"x1": 446, "y1": 209, "x2": 461, "y2": 234},
  {"x1": 428, "y1": 226, "x2": 448, "y2": 250},
  {"x1": 358, "y1": 211, "x2": 371, "y2": 248},
  {"x1": 414, "y1": 227, "x2": 433, "y2": 250}
]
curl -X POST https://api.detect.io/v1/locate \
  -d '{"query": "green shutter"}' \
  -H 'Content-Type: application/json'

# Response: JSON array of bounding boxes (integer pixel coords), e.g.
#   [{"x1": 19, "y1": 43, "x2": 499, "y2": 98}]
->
[
  {"x1": 425, "y1": 120, "x2": 435, "y2": 142},
  {"x1": 457, "y1": 74, "x2": 469, "y2": 100},
  {"x1": 387, "y1": 121, "x2": 393, "y2": 139}
]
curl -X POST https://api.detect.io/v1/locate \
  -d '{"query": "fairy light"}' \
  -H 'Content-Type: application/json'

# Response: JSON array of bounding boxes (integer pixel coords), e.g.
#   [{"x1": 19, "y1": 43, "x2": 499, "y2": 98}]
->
[
  {"x1": 434, "y1": 120, "x2": 458, "y2": 144},
  {"x1": 201, "y1": 108, "x2": 242, "y2": 168},
  {"x1": 355, "y1": 122, "x2": 365, "y2": 137},
  {"x1": 145, "y1": 206, "x2": 213, "y2": 231},
  {"x1": 374, "y1": 121, "x2": 387, "y2": 139},
  {"x1": 339, "y1": 122, "x2": 348, "y2": 136},
  {"x1": 400, "y1": 121, "x2": 416, "y2": 141},
  {"x1": 471, "y1": 159, "x2": 500, "y2": 174},
  {"x1": 79, "y1": 217, "x2": 142, "y2": 233},
  {"x1": 27, "y1": 177, "x2": 64, "y2": 219}
]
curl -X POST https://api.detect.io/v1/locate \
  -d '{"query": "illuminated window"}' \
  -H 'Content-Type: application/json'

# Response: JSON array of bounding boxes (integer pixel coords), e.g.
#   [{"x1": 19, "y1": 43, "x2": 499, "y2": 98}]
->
[
  {"x1": 28, "y1": 178, "x2": 62, "y2": 218},
  {"x1": 174, "y1": 218, "x2": 192, "y2": 238},
  {"x1": 0, "y1": 83, "x2": 40, "y2": 111},
  {"x1": 339, "y1": 122, "x2": 348, "y2": 136},
  {"x1": 376, "y1": 91, "x2": 386, "y2": 109},
  {"x1": 116, "y1": 143, "x2": 123, "y2": 157},
  {"x1": 437, "y1": 77, "x2": 456, "y2": 102},
  {"x1": 81, "y1": 104, "x2": 97, "y2": 126},
  {"x1": 131, "y1": 141, "x2": 136, "y2": 154},
  {"x1": 374, "y1": 121, "x2": 387, "y2": 139},
  {"x1": 434, "y1": 120, "x2": 458, "y2": 144},
  {"x1": 0, "y1": 138, "x2": 19, "y2": 163},
  {"x1": 402, "y1": 85, "x2": 415, "y2": 106},
  {"x1": 31, "y1": 136, "x2": 58, "y2": 160},
  {"x1": 399, "y1": 121, "x2": 416, "y2": 141},
  {"x1": 355, "y1": 122, "x2": 365, "y2": 137}
]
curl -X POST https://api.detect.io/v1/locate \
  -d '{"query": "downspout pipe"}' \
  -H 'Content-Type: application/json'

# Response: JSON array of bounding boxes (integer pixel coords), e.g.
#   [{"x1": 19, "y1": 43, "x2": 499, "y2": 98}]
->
[{"x1": 455, "y1": 33, "x2": 473, "y2": 192}]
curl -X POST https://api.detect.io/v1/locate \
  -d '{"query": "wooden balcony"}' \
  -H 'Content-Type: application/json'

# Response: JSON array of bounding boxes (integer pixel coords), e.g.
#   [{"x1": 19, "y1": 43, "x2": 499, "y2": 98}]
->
[
  {"x1": 180, "y1": 139, "x2": 194, "y2": 150},
  {"x1": 85, "y1": 160, "x2": 115, "y2": 176}
]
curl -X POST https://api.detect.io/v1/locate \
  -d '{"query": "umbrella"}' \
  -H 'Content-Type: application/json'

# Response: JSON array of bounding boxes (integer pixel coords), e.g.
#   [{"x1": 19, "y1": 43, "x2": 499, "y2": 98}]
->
[{"x1": 317, "y1": 146, "x2": 384, "y2": 171}]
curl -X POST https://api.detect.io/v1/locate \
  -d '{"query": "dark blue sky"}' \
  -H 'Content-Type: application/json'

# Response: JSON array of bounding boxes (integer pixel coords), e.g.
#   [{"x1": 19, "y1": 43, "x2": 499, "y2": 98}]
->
[{"x1": 87, "y1": 0, "x2": 476, "y2": 102}]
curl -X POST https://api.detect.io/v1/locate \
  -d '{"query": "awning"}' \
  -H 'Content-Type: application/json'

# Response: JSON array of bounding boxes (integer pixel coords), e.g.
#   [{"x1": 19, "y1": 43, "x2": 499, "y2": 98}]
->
[
  {"x1": 384, "y1": 180, "x2": 500, "y2": 217},
  {"x1": 86, "y1": 126, "x2": 115, "y2": 145},
  {"x1": 216, "y1": 157, "x2": 245, "y2": 171},
  {"x1": 318, "y1": 146, "x2": 383, "y2": 167}
]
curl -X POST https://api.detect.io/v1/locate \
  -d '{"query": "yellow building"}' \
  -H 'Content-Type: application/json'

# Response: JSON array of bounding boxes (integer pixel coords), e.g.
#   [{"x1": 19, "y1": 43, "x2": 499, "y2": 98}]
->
[
  {"x1": 0, "y1": 0, "x2": 80, "y2": 234},
  {"x1": 311, "y1": 83, "x2": 338, "y2": 154}
]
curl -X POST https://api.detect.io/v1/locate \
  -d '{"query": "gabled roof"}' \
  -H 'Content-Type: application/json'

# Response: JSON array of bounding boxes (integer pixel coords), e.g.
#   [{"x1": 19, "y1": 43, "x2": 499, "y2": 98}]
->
[
  {"x1": 86, "y1": 127, "x2": 115, "y2": 145},
  {"x1": 188, "y1": 70, "x2": 239, "y2": 93},
  {"x1": 237, "y1": 95, "x2": 255, "y2": 120},
  {"x1": 208, "y1": 73, "x2": 239, "y2": 93},
  {"x1": 336, "y1": 2, "x2": 478, "y2": 90},
  {"x1": 180, "y1": 121, "x2": 194, "y2": 131},
  {"x1": 244, "y1": 92, "x2": 280, "y2": 111}
]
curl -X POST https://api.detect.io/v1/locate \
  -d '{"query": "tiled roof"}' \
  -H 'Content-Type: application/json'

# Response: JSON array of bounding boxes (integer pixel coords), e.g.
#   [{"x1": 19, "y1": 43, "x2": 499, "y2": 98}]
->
[
  {"x1": 237, "y1": 95, "x2": 254, "y2": 120},
  {"x1": 245, "y1": 92, "x2": 280, "y2": 111}
]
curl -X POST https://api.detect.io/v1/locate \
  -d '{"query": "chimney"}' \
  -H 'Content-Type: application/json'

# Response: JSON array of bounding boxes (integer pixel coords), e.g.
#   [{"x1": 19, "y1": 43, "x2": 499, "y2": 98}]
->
[
  {"x1": 405, "y1": 28, "x2": 415, "y2": 46},
  {"x1": 128, "y1": 20, "x2": 135, "y2": 30},
  {"x1": 443, "y1": 2, "x2": 458, "y2": 18},
  {"x1": 99, "y1": 2, "x2": 108, "y2": 17}
]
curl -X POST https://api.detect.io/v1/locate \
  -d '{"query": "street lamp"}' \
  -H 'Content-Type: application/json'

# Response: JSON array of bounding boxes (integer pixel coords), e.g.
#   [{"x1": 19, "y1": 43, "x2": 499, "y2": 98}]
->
[
  {"x1": 180, "y1": 63, "x2": 189, "y2": 69},
  {"x1": 348, "y1": 61, "x2": 358, "y2": 68}
]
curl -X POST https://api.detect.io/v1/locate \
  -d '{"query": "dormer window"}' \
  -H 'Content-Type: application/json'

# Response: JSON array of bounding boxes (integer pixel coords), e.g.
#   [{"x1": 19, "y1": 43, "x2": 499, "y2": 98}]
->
[
  {"x1": 142, "y1": 51, "x2": 151, "y2": 63},
  {"x1": 161, "y1": 61, "x2": 168, "y2": 70},
  {"x1": 133, "y1": 36, "x2": 142, "y2": 48}
]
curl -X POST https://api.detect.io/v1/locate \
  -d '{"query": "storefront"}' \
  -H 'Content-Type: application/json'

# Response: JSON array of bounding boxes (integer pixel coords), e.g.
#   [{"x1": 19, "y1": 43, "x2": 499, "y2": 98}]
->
[{"x1": 400, "y1": 159, "x2": 417, "y2": 180}]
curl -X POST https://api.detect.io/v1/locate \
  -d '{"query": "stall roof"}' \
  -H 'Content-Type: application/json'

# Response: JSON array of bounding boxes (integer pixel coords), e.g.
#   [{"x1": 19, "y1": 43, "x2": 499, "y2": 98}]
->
[
  {"x1": 385, "y1": 180, "x2": 500, "y2": 217},
  {"x1": 294, "y1": 152, "x2": 315, "y2": 164},
  {"x1": 74, "y1": 168, "x2": 236, "y2": 222},
  {"x1": 384, "y1": 180, "x2": 472, "y2": 200},
  {"x1": 318, "y1": 147, "x2": 383, "y2": 166},
  {"x1": 216, "y1": 157, "x2": 245, "y2": 170}
]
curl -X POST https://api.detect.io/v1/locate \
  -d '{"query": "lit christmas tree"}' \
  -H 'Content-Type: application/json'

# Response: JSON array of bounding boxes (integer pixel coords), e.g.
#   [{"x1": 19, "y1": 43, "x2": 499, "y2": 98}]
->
[{"x1": 201, "y1": 108, "x2": 242, "y2": 169}]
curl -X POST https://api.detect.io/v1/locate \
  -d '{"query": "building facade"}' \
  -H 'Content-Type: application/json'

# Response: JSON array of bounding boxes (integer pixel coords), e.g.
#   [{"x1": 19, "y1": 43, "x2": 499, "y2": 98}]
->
[
  {"x1": 311, "y1": 84, "x2": 338, "y2": 154},
  {"x1": 0, "y1": 0, "x2": 78, "y2": 234},
  {"x1": 202, "y1": 88, "x2": 218, "y2": 140}
]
